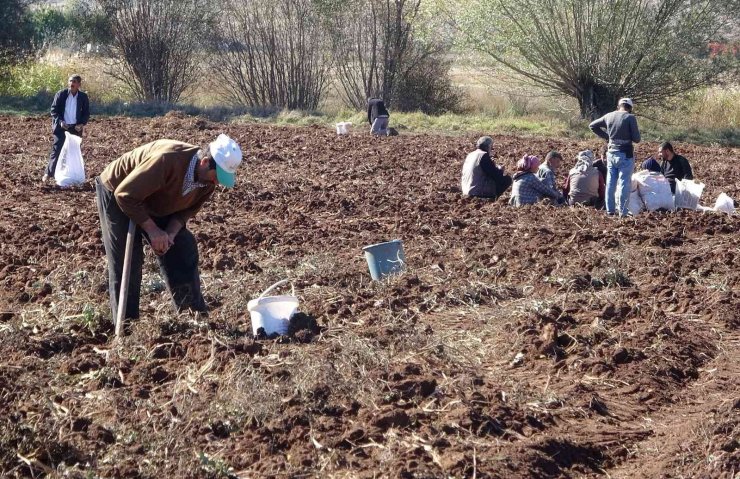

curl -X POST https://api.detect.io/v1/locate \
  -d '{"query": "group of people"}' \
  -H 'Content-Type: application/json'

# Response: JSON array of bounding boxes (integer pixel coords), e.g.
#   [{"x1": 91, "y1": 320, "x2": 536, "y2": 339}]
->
[
  {"x1": 41, "y1": 76, "x2": 695, "y2": 324},
  {"x1": 461, "y1": 98, "x2": 694, "y2": 216}
]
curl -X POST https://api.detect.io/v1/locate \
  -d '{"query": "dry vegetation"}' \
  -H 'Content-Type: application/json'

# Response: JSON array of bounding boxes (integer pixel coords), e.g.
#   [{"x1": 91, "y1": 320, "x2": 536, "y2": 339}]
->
[{"x1": 0, "y1": 113, "x2": 738, "y2": 478}]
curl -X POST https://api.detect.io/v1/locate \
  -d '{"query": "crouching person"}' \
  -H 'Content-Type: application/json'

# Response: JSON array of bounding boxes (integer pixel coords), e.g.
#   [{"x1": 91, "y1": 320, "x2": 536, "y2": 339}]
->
[
  {"x1": 509, "y1": 155, "x2": 564, "y2": 207},
  {"x1": 563, "y1": 150, "x2": 605, "y2": 208},
  {"x1": 461, "y1": 136, "x2": 512, "y2": 200},
  {"x1": 95, "y1": 134, "x2": 243, "y2": 320}
]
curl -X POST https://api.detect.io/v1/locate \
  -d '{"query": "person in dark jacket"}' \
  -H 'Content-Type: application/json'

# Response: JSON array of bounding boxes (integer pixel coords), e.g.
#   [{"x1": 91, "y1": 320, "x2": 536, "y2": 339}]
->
[
  {"x1": 658, "y1": 142, "x2": 693, "y2": 193},
  {"x1": 367, "y1": 97, "x2": 390, "y2": 136},
  {"x1": 461, "y1": 136, "x2": 512, "y2": 199},
  {"x1": 43, "y1": 74, "x2": 90, "y2": 183},
  {"x1": 589, "y1": 98, "x2": 641, "y2": 217}
]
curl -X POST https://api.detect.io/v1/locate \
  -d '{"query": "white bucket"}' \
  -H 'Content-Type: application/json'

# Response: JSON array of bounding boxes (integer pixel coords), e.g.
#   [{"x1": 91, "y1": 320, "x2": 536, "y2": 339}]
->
[
  {"x1": 336, "y1": 122, "x2": 352, "y2": 135},
  {"x1": 247, "y1": 280, "x2": 299, "y2": 336}
]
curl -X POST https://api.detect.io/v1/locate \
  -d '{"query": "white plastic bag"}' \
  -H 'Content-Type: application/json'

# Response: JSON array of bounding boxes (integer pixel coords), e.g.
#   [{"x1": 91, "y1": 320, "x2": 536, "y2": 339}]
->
[
  {"x1": 628, "y1": 188, "x2": 644, "y2": 215},
  {"x1": 674, "y1": 179, "x2": 705, "y2": 210},
  {"x1": 55, "y1": 132, "x2": 86, "y2": 187},
  {"x1": 634, "y1": 170, "x2": 674, "y2": 212},
  {"x1": 714, "y1": 193, "x2": 736, "y2": 214},
  {"x1": 335, "y1": 122, "x2": 352, "y2": 135}
]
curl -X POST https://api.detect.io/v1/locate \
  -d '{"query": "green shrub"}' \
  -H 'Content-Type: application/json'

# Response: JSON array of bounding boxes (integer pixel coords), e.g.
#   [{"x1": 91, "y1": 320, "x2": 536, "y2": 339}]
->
[{"x1": 0, "y1": 62, "x2": 66, "y2": 97}]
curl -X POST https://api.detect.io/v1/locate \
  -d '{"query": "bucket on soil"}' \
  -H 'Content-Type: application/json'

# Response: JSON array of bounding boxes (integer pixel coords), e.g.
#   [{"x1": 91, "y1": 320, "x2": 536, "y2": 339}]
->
[
  {"x1": 363, "y1": 239, "x2": 406, "y2": 280},
  {"x1": 247, "y1": 280, "x2": 299, "y2": 336},
  {"x1": 336, "y1": 122, "x2": 352, "y2": 135}
]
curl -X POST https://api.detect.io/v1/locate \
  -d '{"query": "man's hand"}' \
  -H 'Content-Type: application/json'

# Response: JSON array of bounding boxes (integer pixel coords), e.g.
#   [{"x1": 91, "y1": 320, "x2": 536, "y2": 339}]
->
[
  {"x1": 74, "y1": 124, "x2": 84, "y2": 135},
  {"x1": 141, "y1": 219, "x2": 173, "y2": 255},
  {"x1": 60, "y1": 121, "x2": 68, "y2": 130}
]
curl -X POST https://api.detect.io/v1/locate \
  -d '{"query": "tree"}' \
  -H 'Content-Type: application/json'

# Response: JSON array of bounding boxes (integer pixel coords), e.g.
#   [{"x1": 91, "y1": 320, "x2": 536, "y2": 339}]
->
[
  {"x1": 320, "y1": 0, "x2": 460, "y2": 112},
  {"x1": 100, "y1": 0, "x2": 212, "y2": 103},
  {"x1": 209, "y1": 0, "x2": 332, "y2": 110},
  {"x1": 0, "y1": 0, "x2": 35, "y2": 70},
  {"x1": 455, "y1": 0, "x2": 739, "y2": 118}
]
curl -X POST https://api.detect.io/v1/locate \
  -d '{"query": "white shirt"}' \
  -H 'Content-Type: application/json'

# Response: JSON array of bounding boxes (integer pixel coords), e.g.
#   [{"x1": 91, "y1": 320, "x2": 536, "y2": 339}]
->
[{"x1": 64, "y1": 91, "x2": 78, "y2": 124}]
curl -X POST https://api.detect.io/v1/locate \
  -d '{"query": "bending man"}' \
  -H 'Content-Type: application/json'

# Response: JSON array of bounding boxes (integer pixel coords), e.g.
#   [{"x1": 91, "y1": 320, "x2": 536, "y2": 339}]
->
[{"x1": 95, "y1": 134, "x2": 243, "y2": 320}]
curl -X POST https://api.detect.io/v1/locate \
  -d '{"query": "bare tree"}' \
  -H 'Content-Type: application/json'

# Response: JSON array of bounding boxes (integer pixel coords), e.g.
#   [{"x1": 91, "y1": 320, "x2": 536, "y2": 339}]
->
[
  {"x1": 210, "y1": 0, "x2": 332, "y2": 110},
  {"x1": 321, "y1": 0, "x2": 422, "y2": 108},
  {"x1": 100, "y1": 0, "x2": 211, "y2": 103},
  {"x1": 455, "y1": 0, "x2": 739, "y2": 118}
]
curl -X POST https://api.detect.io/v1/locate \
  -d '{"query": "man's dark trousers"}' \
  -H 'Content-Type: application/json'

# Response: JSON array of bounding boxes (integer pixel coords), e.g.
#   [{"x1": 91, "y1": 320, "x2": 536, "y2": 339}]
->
[
  {"x1": 94, "y1": 177, "x2": 207, "y2": 320},
  {"x1": 47, "y1": 127, "x2": 82, "y2": 177}
]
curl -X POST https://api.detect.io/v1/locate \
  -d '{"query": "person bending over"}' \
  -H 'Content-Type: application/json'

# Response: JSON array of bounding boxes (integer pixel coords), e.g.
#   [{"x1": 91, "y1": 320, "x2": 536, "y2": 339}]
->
[
  {"x1": 367, "y1": 97, "x2": 390, "y2": 136},
  {"x1": 95, "y1": 134, "x2": 243, "y2": 321}
]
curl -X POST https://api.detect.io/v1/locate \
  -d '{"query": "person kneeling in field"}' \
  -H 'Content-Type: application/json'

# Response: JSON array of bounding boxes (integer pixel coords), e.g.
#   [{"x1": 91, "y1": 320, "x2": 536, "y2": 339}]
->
[
  {"x1": 509, "y1": 155, "x2": 564, "y2": 207},
  {"x1": 461, "y1": 136, "x2": 512, "y2": 200},
  {"x1": 537, "y1": 151, "x2": 562, "y2": 191},
  {"x1": 95, "y1": 134, "x2": 243, "y2": 320},
  {"x1": 658, "y1": 142, "x2": 693, "y2": 194},
  {"x1": 563, "y1": 150, "x2": 605, "y2": 208}
]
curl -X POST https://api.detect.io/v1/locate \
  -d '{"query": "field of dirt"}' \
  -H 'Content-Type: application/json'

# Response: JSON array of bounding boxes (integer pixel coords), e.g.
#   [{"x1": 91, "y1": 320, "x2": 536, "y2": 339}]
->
[{"x1": 0, "y1": 112, "x2": 738, "y2": 478}]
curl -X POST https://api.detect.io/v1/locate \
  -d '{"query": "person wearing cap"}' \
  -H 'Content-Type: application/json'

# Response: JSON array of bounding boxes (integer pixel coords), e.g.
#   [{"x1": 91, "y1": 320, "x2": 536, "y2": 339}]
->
[
  {"x1": 657, "y1": 142, "x2": 693, "y2": 194},
  {"x1": 588, "y1": 98, "x2": 641, "y2": 217},
  {"x1": 563, "y1": 150, "x2": 605, "y2": 207},
  {"x1": 509, "y1": 154, "x2": 564, "y2": 207},
  {"x1": 94, "y1": 134, "x2": 243, "y2": 320},
  {"x1": 641, "y1": 157, "x2": 662, "y2": 173},
  {"x1": 461, "y1": 136, "x2": 512, "y2": 199},
  {"x1": 367, "y1": 97, "x2": 390, "y2": 136},
  {"x1": 537, "y1": 151, "x2": 563, "y2": 192},
  {"x1": 43, "y1": 74, "x2": 90, "y2": 183}
]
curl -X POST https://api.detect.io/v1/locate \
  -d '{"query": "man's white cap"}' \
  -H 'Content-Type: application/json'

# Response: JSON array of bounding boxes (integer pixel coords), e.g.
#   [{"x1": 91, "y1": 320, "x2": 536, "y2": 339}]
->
[
  {"x1": 618, "y1": 98, "x2": 634, "y2": 108},
  {"x1": 209, "y1": 134, "x2": 242, "y2": 188}
]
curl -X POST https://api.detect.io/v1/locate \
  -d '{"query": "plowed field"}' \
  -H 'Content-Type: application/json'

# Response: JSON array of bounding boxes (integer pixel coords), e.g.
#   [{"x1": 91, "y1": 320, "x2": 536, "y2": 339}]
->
[{"x1": 0, "y1": 112, "x2": 738, "y2": 478}]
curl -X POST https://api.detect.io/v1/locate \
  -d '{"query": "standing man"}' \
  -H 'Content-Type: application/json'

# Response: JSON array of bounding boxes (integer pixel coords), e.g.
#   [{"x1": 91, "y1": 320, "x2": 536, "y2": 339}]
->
[
  {"x1": 589, "y1": 98, "x2": 641, "y2": 217},
  {"x1": 44, "y1": 74, "x2": 90, "y2": 183},
  {"x1": 367, "y1": 97, "x2": 390, "y2": 136},
  {"x1": 461, "y1": 136, "x2": 512, "y2": 200},
  {"x1": 95, "y1": 134, "x2": 243, "y2": 321},
  {"x1": 658, "y1": 142, "x2": 693, "y2": 193}
]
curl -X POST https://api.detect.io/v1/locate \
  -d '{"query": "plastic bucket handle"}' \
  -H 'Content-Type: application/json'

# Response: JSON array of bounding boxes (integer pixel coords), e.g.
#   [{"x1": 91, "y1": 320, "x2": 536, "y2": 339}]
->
[{"x1": 258, "y1": 279, "x2": 295, "y2": 299}]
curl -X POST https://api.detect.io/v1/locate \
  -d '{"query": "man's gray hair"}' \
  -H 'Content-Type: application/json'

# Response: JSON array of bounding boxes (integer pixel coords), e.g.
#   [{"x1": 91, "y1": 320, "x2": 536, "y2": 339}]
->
[
  {"x1": 476, "y1": 136, "x2": 493, "y2": 150},
  {"x1": 68, "y1": 74, "x2": 82, "y2": 83}
]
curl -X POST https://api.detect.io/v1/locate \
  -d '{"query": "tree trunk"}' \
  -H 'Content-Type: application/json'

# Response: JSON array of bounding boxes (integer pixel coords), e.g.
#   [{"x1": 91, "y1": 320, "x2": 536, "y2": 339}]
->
[{"x1": 578, "y1": 82, "x2": 620, "y2": 120}]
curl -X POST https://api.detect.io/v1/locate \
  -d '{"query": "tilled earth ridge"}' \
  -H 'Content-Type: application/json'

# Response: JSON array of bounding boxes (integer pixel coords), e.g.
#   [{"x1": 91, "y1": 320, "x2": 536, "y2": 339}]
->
[{"x1": 0, "y1": 112, "x2": 738, "y2": 478}]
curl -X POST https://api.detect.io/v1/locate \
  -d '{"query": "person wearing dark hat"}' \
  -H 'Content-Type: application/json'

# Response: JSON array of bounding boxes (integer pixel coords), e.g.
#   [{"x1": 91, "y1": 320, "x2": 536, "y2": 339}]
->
[
  {"x1": 657, "y1": 142, "x2": 693, "y2": 193},
  {"x1": 43, "y1": 74, "x2": 90, "y2": 183},
  {"x1": 367, "y1": 97, "x2": 390, "y2": 136},
  {"x1": 461, "y1": 136, "x2": 512, "y2": 199},
  {"x1": 588, "y1": 98, "x2": 641, "y2": 217},
  {"x1": 95, "y1": 134, "x2": 243, "y2": 321}
]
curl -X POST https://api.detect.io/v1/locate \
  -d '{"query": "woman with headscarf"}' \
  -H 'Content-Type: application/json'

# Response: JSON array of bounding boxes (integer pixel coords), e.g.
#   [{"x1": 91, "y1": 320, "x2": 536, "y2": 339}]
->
[
  {"x1": 563, "y1": 149, "x2": 605, "y2": 207},
  {"x1": 509, "y1": 155, "x2": 564, "y2": 207}
]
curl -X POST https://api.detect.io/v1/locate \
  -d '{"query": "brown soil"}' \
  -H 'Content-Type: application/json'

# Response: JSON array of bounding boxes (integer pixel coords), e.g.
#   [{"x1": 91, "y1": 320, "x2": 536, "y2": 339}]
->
[{"x1": 0, "y1": 112, "x2": 738, "y2": 478}]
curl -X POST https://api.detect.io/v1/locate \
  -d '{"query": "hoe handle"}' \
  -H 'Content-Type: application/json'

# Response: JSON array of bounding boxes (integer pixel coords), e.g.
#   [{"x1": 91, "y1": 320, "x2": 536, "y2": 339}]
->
[{"x1": 115, "y1": 220, "x2": 136, "y2": 337}]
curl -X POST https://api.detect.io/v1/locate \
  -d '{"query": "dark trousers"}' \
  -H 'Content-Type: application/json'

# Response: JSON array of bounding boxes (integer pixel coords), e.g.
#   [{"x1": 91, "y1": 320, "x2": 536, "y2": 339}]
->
[
  {"x1": 94, "y1": 177, "x2": 207, "y2": 320},
  {"x1": 47, "y1": 127, "x2": 82, "y2": 176},
  {"x1": 495, "y1": 175, "x2": 513, "y2": 198}
]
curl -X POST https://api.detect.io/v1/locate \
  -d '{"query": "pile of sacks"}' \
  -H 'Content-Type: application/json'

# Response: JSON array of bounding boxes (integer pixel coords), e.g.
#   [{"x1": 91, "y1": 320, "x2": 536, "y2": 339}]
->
[{"x1": 618, "y1": 172, "x2": 735, "y2": 216}]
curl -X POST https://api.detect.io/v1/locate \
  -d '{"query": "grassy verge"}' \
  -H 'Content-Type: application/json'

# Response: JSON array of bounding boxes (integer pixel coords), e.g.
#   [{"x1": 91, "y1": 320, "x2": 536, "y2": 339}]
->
[{"x1": 1, "y1": 57, "x2": 737, "y2": 146}]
